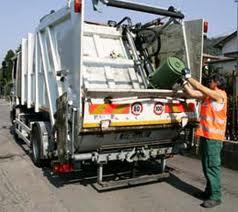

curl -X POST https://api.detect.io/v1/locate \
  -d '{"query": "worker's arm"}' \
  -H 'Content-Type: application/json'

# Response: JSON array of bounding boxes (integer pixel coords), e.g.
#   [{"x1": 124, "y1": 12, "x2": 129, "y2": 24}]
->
[
  {"x1": 181, "y1": 68, "x2": 224, "y2": 103},
  {"x1": 187, "y1": 78, "x2": 223, "y2": 103},
  {"x1": 183, "y1": 83, "x2": 204, "y2": 99}
]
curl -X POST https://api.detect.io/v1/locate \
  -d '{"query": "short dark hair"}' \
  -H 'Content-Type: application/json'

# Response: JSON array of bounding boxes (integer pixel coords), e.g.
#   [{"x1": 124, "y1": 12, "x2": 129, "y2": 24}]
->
[{"x1": 209, "y1": 74, "x2": 226, "y2": 90}]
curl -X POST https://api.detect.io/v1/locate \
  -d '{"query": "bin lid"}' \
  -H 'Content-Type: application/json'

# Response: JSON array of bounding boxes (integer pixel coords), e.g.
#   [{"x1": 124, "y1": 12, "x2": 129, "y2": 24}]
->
[{"x1": 167, "y1": 57, "x2": 185, "y2": 75}]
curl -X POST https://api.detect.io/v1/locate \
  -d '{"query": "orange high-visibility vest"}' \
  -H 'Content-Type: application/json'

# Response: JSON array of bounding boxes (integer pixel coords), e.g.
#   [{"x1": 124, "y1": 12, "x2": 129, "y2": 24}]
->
[{"x1": 195, "y1": 89, "x2": 227, "y2": 141}]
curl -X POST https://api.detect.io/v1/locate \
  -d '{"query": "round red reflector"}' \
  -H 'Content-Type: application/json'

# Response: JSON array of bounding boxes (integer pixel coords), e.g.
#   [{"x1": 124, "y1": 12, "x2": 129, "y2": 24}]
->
[
  {"x1": 154, "y1": 102, "x2": 164, "y2": 115},
  {"x1": 131, "y1": 102, "x2": 143, "y2": 116}
]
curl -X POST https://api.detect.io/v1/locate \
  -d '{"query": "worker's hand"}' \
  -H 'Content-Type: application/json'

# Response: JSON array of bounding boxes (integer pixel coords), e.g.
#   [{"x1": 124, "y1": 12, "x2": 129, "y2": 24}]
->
[
  {"x1": 182, "y1": 68, "x2": 191, "y2": 80},
  {"x1": 178, "y1": 78, "x2": 188, "y2": 88}
]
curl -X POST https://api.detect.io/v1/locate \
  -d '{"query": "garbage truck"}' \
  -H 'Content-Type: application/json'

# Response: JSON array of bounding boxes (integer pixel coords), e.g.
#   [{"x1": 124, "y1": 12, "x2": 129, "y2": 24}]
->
[{"x1": 10, "y1": 0, "x2": 206, "y2": 188}]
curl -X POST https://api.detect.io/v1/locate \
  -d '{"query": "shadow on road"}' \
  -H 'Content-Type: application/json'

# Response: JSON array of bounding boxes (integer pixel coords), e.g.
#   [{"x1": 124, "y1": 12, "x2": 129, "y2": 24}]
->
[
  {"x1": 9, "y1": 126, "x2": 31, "y2": 155},
  {"x1": 41, "y1": 161, "x2": 203, "y2": 196},
  {"x1": 165, "y1": 172, "x2": 204, "y2": 200},
  {"x1": 42, "y1": 162, "x2": 138, "y2": 188},
  {"x1": 41, "y1": 161, "x2": 169, "y2": 192},
  {"x1": 42, "y1": 165, "x2": 98, "y2": 188}
]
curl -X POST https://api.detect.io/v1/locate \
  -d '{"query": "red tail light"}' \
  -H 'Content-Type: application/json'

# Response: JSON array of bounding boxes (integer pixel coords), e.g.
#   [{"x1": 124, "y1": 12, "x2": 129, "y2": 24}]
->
[
  {"x1": 204, "y1": 21, "x2": 208, "y2": 33},
  {"x1": 74, "y1": 0, "x2": 82, "y2": 13},
  {"x1": 53, "y1": 163, "x2": 74, "y2": 173}
]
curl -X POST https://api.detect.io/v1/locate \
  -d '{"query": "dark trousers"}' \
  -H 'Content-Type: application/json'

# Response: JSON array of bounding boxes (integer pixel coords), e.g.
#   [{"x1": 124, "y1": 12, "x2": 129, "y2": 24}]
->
[{"x1": 200, "y1": 137, "x2": 223, "y2": 201}]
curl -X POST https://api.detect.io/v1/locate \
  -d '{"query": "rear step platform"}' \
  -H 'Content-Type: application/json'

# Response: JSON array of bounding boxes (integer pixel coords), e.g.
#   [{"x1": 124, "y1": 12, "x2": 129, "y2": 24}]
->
[{"x1": 93, "y1": 172, "x2": 170, "y2": 191}]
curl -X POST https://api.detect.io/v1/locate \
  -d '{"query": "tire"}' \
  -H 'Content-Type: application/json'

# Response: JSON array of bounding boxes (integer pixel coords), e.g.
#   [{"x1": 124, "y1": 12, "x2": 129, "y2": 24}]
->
[
  {"x1": 31, "y1": 126, "x2": 44, "y2": 167},
  {"x1": 13, "y1": 128, "x2": 19, "y2": 141},
  {"x1": 11, "y1": 107, "x2": 20, "y2": 140},
  {"x1": 10, "y1": 105, "x2": 20, "y2": 123},
  {"x1": 10, "y1": 109, "x2": 15, "y2": 124}
]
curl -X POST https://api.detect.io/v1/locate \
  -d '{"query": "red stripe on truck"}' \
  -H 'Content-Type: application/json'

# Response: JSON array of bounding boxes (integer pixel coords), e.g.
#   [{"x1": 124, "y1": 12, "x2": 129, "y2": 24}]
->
[
  {"x1": 89, "y1": 104, "x2": 130, "y2": 115},
  {"x1": 165, "y1": 103, "x2": 195, "y2": 113}
]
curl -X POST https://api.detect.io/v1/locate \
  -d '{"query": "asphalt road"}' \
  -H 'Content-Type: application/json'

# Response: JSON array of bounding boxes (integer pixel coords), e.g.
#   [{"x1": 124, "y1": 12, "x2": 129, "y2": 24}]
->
[{"x1": 1, "y1": 99, "x2": 238, "y2": 212}]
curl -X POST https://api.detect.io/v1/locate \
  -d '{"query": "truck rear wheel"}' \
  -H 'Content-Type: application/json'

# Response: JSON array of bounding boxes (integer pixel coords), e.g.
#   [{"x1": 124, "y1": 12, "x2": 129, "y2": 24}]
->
[
  {"x1": 31, "y1": 126, "x2": 44, "y2": 167},
  {"x1": 11, "y1": 107, "x2": 20, "y2": 140},
  {"x1": 10, "y1": 109, "x2": 16, "y2": 124},
  {"x1": 10, "y1": 106, "x2": 20, "y2": 124}
]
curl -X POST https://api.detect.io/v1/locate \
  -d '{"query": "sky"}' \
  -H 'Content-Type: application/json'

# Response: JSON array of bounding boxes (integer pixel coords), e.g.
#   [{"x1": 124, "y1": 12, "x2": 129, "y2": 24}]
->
[{"x1": 0, "y1": 0, "x2": 237, "y2": 63}]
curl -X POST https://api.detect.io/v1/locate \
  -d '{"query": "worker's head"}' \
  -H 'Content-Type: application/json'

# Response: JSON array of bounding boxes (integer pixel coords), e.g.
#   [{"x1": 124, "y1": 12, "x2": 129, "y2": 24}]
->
[{"x1": 208, "y1": 74, "x2": 226, "y2": 90}]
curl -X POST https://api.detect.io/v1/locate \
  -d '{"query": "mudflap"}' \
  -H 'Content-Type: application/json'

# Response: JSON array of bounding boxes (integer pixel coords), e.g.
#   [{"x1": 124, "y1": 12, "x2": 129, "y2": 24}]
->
[{"x1": 56, "y1": 93, "x2": 69, "y2": 162}]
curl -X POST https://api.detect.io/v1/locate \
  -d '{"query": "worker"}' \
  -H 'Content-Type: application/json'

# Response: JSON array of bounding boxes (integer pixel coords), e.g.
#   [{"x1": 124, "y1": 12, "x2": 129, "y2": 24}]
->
[{"x1": 180, "y1": 69, "x2": 227, "y2": 208}]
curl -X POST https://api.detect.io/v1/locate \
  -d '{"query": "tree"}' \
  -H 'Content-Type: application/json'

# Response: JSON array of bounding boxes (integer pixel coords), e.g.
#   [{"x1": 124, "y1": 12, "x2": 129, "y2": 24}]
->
[
  {"x1": 203, "y1": 36, "x2": 225, "y2": 56},
  {"x1": 16, "y1": 45, "x2": 21, "y2": 53},
  {"x1": 0, "y1": 66, "x2": 4, "y2": 95},
  {"x1": 1, "y1": 49, "x2": 15, "y2": 84}
]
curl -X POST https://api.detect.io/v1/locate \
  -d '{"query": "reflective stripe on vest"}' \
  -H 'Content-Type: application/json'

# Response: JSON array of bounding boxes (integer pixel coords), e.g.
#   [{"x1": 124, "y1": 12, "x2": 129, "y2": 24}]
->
[
  {"x1": 199, "y1": 115, "x2": 226, "y2": 125},
  {"x1": 195, "y1": 89, "x2": 227, "y2": 141},
  {"x1": 198, "y1": 125, "x2": 225, "y2": 136}
]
